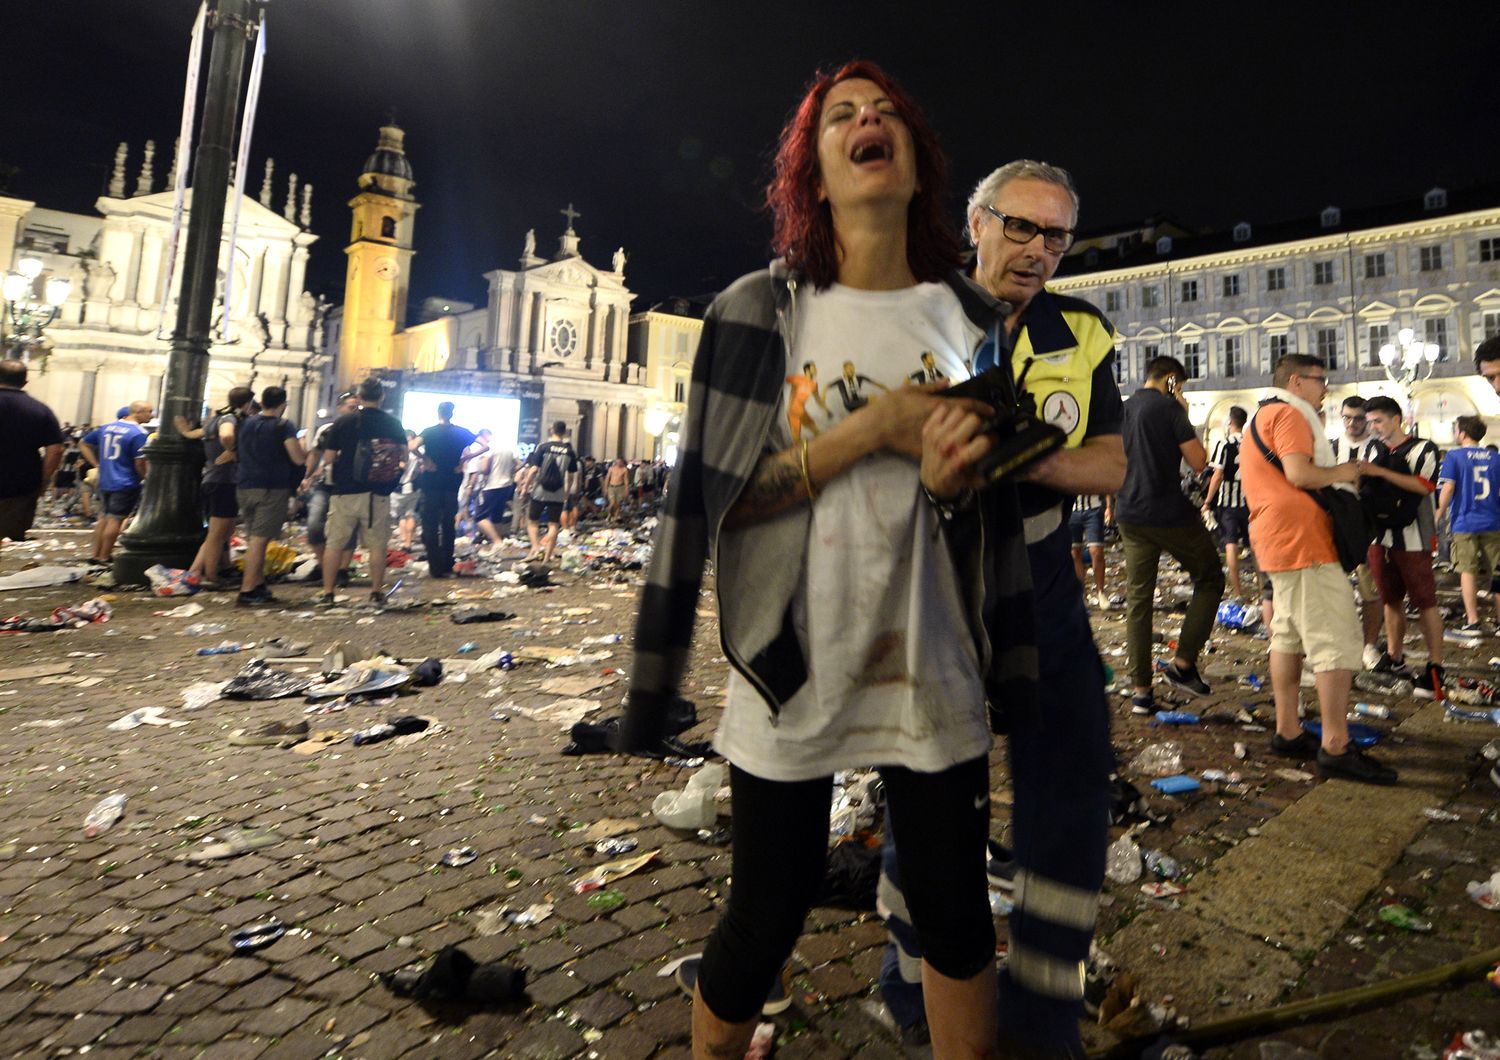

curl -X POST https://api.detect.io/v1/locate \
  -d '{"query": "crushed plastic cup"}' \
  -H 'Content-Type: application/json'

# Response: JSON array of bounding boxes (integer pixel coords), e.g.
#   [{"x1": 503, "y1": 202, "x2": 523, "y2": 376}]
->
[
  {"x1": 183, "y1": 622, "x2": 228, "y2": 637},
  {"x1": 594, "y1": 837, "x2": 639, "y2": 856},
  {"x1": 84, "y1": 793, "x2": 127, "y2": 838},
  {"x1": 440, "y1": 846, "x2": 478, "y2": 867},
  {"x1": 653, "y1": 763, "x2": 726, "y2": 829},
  {"x1": 1465, "y1": 872, "x2": 1500, "y2": 911},
  {"x1": 1129, "y1": 742, "x2": 1183, "y2": 777},
  {"x1": 1105, "y1": 833, "x2": 1142, "y2": 884}
]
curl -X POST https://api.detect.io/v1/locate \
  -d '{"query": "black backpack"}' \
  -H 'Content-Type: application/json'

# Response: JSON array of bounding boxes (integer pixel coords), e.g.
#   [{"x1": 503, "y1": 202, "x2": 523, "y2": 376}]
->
[
  {"x1": 1361, "y1": 438, "x2": 1427, "y2": 533},
  {"x1": 538, "y1": 446, "x2": 566, "y2": 493},
  {"x1": 350, "y1": 416, "x2": 407, "y2": 496}
]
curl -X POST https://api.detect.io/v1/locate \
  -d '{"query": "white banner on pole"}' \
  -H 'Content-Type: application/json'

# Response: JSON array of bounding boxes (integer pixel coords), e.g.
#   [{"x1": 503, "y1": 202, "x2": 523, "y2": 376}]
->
[
  {"x1": 220, "y1": 13, "x2": 266, "y2": 341},
  {"x1": 155, "y1": 2, "x2": 206, "y2": 337}
]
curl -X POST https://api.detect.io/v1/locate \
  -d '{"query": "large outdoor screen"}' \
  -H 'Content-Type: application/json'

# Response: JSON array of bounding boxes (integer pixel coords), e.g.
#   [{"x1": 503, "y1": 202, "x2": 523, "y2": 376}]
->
[{"x1": 399, "y1": 390, "x2": 521, "y2": 452}]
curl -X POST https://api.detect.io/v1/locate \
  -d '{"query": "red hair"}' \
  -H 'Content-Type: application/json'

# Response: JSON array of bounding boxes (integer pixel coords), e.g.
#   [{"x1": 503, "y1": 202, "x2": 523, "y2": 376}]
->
[{"x1": 766, "y1": 60, "x2": 962, "y2": 289}]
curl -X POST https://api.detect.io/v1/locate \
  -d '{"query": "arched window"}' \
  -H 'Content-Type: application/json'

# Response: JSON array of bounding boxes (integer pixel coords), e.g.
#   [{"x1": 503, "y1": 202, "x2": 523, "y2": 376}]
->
[{"x1": 380, "y1": 216, "x2": 396, "y2": 239}]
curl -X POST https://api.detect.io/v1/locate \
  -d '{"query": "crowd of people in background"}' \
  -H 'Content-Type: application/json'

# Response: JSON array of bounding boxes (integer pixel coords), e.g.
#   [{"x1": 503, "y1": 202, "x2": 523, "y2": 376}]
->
[{"x1": 3, "y1": 369, "x2": 672, "y2": 605}]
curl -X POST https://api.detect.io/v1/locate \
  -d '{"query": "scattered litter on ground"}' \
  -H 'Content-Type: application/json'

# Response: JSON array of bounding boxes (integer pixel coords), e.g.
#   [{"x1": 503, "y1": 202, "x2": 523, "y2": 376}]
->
[
  {"x1": 1377, "y1": 902, "x2": 1433, "y2": 932},
  {"x1": 572, "y1": 849, "x2": 659, "y2": 894},
  {"x1": 1129, "y1": 742, "x2": 1183, "y2": 777},
  {"x1": 183, "y1": 825, "x2": 278, "y2": 862},
  {"x1": 0, "y1": 661, "x2": 73, "y2": 682},
  {"x1": 0, "y1": 565, "x2": 82, "y2": 591},
  {"x1": 107, "y1": 707, "x2": 188, "y2": 731},
  {"x1": 180, "y1": 681, "x2": 227, "y2": 711},
  {"x1": 440, "y1": 845, "x2": 478, "y2": 867},
  {"x1": 654, "y1": 763, "x2": 726, "y2": 829},
  {"x1": 230, "y1": 919, "x2": 286, "y2": 953},
  {"x1": 145, "y1": 564, "x2": 200, "y2": 596},
  {"x1": 222, "y1": 659, "x2": 313, "y2": 700},
  {"x1": 382, "y1": 945, "x2": 526, "y2": 1006},
  {"x1": 83, "y1": 793, "x2": 127, "y2": 837}
]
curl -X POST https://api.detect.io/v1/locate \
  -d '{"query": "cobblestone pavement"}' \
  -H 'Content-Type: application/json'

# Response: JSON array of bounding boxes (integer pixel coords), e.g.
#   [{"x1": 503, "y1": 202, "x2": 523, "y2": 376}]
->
[{"x1": 1, "y1": 528, "x2": 1498, "y2": 1059}]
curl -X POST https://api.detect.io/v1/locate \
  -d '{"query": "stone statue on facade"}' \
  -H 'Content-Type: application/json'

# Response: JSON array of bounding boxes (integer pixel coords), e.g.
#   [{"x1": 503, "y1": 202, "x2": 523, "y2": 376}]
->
[
  {"x1": 612, "y1": 247, "x2": 627, "y2": 274},
  {"x1": 523, "y1": 229, "x2": 536, "y2": 259}
]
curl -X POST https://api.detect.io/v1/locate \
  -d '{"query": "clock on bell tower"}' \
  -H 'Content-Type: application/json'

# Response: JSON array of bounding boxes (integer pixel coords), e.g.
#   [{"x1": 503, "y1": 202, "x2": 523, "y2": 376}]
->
[{"x1": 339, "y1": 121, "x2": 420, "y2": 383}]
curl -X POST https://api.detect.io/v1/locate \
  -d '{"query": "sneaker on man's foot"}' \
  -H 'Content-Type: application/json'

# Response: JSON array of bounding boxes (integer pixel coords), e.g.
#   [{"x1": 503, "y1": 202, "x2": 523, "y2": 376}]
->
[
  {"x1": 1162, "y1": 661, "x2": 1210, "y2": 697},
  {"x1": 899, "y1": 1020, "x2": 933, "y2": 1060},
  {"x1": 235, "y1": 584, "x2": 277, "y2": 608},
  {"x1": 1130, "y1": 694, "x2": 1154, "y2": 716},
  {"x1": 313, "y1": 591, "x2": 337, "y2": 607},
  {"x1": 368, "y1": 590, "x2": 388, "y2": 607},
  {"x1": 1270, "y1": 731, "x2": 1320, "y2": 759},
  {"x1": 672, "y1": 954, "x2": 792, "y2": 1016},
  {"x1": 986, "y1": 840, "x2": 1016, "y2": 892},
  {"x1": 1459, "y1": 621, "x2": 1488, "y2": 637},
  {"x1": 1413, "y1": 662, "x2": 1446, "y2": 701},
  {"x1": 1317, "y1": 745, "x2": 1398, "y2": 786},
  {"x1": 1372, "y1": 650, "x2": 1414, "y2": 680},
  {"x1": 1095, "y1": 592, "x2": 1116, "y2": 612},
  {"x1": 1446, "y1": 626, "x2": 1483, "y2": 645},
  {"x1": 1362, "y1": 643, "x2": 1384, "y2": 672}
]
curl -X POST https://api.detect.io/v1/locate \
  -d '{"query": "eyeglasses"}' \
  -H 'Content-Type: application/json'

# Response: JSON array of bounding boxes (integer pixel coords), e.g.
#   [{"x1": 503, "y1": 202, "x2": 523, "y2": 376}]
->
[
  {"x1": 1294, "y1": 373, "x2": 1329, "y2": 389},
  {"x1": 982, "y1": 205, "x2": 1075, "y2": 254},
  {"x1": 1341, "y1": 414, "x2": 1366, "y2": 423}
]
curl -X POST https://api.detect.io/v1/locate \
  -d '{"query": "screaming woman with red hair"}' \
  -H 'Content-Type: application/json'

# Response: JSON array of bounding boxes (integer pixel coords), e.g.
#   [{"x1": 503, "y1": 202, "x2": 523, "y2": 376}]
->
[{"x1": 619, "y1": 60, "x2": 1037, "y2": 1059}]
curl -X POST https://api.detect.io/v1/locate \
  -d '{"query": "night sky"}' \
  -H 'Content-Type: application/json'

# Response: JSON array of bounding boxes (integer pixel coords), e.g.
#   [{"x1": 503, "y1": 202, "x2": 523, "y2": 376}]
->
[{"x1": 6, "y1": 1, "x2": 1499, "y2": 312}]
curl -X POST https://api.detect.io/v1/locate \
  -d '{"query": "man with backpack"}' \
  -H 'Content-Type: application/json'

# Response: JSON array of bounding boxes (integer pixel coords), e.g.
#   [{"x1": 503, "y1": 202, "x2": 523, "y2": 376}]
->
[
  {"x1": 1437, "y1": 415, "x2": 1500, "y2": 634},
  {"x1": 315, "y1": 378, "x2": 408, "y2": 605},
  {"x1": 1203, "y1": 406, "x2": 1251, "y2": 601},
  {"x1": 524, "y1": 421, "x2": 578, "y2": 564},
  {"x1": 235, "y1": 386, "x2": 306, "y2": 607},
  {"x1": 1361, "y1": 395, "x2": 1445, "y2": 699},
  {"x1": 1241, "y1": 354, "x2": 1395, "y2": 784}
]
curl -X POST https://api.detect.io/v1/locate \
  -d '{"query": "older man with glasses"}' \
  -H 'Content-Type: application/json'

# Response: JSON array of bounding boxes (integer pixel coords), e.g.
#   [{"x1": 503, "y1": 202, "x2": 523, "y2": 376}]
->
[
  {"x1": 1332, "y1": 395, "x2": 1387, "y2": 668},
  {"x1": 876, "y1": 160, "x2": 1126, "y2": 1058}
]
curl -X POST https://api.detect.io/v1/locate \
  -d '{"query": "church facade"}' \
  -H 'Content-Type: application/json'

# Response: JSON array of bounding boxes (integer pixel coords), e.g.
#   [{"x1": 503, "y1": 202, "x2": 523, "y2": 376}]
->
[
  {"x1": 329, "y1": 124, "x2": 654, "y2": 459},
  {"x1": 0, "y1": 140, "x2": 325, "y2": 426}
]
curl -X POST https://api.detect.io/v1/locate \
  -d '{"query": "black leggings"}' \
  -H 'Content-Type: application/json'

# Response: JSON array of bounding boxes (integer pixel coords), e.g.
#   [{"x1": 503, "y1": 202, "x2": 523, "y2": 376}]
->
[{"x1": 697, "y1": 755, "x2": 993, "y2": 1024}]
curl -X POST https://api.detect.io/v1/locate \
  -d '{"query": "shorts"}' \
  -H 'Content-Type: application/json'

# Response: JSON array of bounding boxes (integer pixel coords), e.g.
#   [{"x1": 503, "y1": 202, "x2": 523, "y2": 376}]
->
[
  {"x1": 0, "y1": 494, "x2": 39, "y2": 541},
  {"x1": 563, "y1": 492, "x2": 579, "y2": 513},
  {"x1": 101, "y1": 488, "x2": 141, "y2": 519},
  {"x1": 324, "y1": 492, "x2": 392, "y2": 555},
  {"x1": 606, "y1": 483, "x2": 628, "y2": 505},
  {"x1": 528, "y1": 498, "x2": 564, "y2": 526},
  {"x1": 390, "y1": 491, "x2": 419, "y2": 522},
  {"x1": 479, "y1": 485, "x2": 514, "y2": 523},
  {"x1": 1452, "y1": 531, "x2": 1500, "y2": 576},
  {"x1": 237, "y1": 488, "x2": 291, "y2": 540},
  {"x1": 1366, "y1": 543, "x2": 1438, "y2": 610},
  {"x1": 1069, "y1": 505, "x2": 1105, "y2": 547},
  {"x1": 1267, "y1": 563, "x2": 1364, "y2": 673},
  {"x1": 54, "y1": 470, "x2": 77, "y2": 489},
  {"x1": 1215, "y1": 505, "x2": 1250, "y2": 548},
  {"x1": 202, "y1": 481, "x2": 239, "y2": 520}
]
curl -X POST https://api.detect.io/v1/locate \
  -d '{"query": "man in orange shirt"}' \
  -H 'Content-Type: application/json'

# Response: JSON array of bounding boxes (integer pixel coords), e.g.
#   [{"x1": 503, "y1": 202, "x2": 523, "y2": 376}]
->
[{"x1": 1240, "y1": 354, "x2": 1396, "y2": 785}]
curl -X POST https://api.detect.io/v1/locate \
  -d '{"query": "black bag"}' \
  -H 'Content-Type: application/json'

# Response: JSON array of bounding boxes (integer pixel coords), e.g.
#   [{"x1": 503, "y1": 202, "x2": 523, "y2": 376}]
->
[
  {"x1": 537, "y1": 446, "x2": 566, "y2": 492},
  {"x1": 1248, "y1": 407, "x2": 1370, "y2": 573},
  {"x1": 351, "y1": 430, "x2": 406, "y2": 495},
  {"x1": 1360, "y1": 438, "x2": 1426, "y2": 533}
]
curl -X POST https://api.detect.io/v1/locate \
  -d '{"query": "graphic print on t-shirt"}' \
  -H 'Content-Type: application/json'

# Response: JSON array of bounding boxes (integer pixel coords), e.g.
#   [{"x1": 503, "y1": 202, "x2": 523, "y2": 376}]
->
[{"x1": 784, "y1": 352, "x2": 960, "y2": 441}]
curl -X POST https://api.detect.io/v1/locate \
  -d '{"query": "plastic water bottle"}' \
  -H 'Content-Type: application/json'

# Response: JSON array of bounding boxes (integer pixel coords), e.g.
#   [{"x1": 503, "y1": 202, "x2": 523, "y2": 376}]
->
[
  {"x1": 1154, "y1": 710, "x2": 1201, "y2": 725},
  {"x1": 196, "y1": 642, "x2": 248, "y2": 656},
  {"x1": 1104, "y1": 834, "x2": 1142, "y2": 884},
  {"x1": 1142, "y1": 850, "x2": 1182, "y2": 879},
  {"x1": 1351, "y1": 702, "x2": 1391, "y2": 719},
  {"x1": 352, "y1": 723, "x2": 396, "y2": 747},
  {"x1": 84, "y1": 794, "x2": 127, "y2": 838}
]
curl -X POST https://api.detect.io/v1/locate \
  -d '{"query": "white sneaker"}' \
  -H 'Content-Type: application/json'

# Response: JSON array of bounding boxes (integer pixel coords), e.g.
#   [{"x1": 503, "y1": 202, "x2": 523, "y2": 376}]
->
[
  {"x1": 1362, "y1": 643, "x2": 1383, "y2": 672},
  {"x1": 1095, "y1": 592, "x2": 1116, "y2": 611}
]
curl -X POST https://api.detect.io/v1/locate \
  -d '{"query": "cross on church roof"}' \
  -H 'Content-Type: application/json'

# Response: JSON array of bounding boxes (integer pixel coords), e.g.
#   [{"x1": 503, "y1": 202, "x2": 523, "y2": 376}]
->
[{"x1": 560, "y1": 202, "x2": 581, "y2": 232}]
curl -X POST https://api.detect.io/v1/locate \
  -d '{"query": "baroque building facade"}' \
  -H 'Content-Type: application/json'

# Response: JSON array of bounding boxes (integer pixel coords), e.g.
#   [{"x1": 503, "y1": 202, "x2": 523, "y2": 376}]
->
[
  {"x1": 1050, "y1": 187, "x2": 1500, "y2": 444},
  {"x1": 0, "y1": 140, "x2": 325, "y2": 425},
  {"x1": 329, "y1": 124, "x2": 655, "y2": 459}
]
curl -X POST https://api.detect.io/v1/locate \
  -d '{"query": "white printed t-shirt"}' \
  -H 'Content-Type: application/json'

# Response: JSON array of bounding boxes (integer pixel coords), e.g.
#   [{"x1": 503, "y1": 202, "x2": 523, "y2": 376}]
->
[{"x1": 716, "y1": 281, "x2": 991, "y2": 782}]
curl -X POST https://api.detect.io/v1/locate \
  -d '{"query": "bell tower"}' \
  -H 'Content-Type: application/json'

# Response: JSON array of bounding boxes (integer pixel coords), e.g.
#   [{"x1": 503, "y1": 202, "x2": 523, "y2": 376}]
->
[{"x1": 339, "y1": 121, "x2": 419, "y2": 382}]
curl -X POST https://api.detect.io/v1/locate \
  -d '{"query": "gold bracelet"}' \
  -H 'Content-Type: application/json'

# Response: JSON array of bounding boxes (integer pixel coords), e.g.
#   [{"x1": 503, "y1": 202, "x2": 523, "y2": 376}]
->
[{"x1": 799, "y1": 439, "x2": 819, "y2": 504}]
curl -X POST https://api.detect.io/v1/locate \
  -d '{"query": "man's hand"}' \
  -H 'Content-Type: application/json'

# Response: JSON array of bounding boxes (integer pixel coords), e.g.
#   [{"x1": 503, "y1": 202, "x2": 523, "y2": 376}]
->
[
  {"x1": 1333, "y1": 461, "x2": 1362, "y2": 485},
  {"x1": 214, "y1": 449, "x2": 237, "y2": 466},
  {"x1": 868, "y1": 382, "x2": 991, "y2": 462},
  {"x1": 920, "y1": 402, "x2": 992, "y2": 501}
]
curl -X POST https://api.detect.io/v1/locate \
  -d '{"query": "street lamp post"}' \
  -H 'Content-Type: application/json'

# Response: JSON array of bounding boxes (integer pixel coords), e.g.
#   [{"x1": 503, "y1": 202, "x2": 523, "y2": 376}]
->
[
  {"x1": 1378, "y1": 327, "x2": 1441, "y2": 399},
  {"x1": 2, "y1": 256, "x2": 71, "y2": 367},
  {"x1": 114, "y1": 0, "x2": 260, "y2": 585}
]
